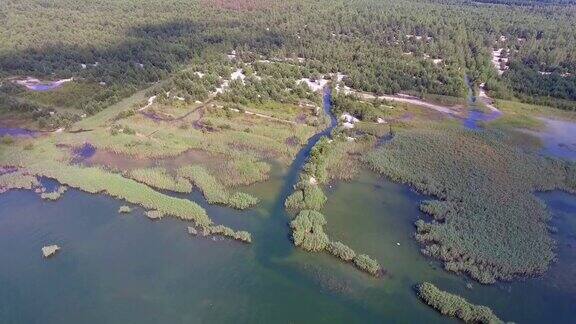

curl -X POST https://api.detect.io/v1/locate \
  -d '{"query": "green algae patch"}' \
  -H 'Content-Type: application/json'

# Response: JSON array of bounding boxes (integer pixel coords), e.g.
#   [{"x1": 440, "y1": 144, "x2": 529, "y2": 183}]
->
[
  {"x1": 366, "y1": 125, "x2": 575, "y2": 283},
  {"x1": 417, "y1": 282, "x2": 508, "y2": 324}
]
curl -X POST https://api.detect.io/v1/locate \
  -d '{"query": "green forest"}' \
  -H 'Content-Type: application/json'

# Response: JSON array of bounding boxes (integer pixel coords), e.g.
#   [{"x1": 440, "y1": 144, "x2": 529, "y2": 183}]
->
[{"x1": 1, "y1": 0, "x2": 575, "y2": 123}]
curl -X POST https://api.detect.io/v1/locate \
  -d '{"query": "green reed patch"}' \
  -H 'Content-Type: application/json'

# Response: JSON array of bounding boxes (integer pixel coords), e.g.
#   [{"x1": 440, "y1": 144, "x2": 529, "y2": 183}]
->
[
  {"x1": 0, "y1": 170, "x2": 39, "y2": 193},
  {"x1": 366, "y1": 125, "x2": 575, "y2": 283},
  {"x1": 217, "y1": 159, "x2": 271, "y2": 187},
  {"x1": 199, "y1": 224, "x2": 252, "y2": 243},
  {"x1": 284, "y1": 136, "x2": 383, "y2": 277},
  {"x1": 128, "y1": 167, "x2": 192, "y2": 193},
  {"x1": 40, "y1": 185, "x2": 68, "y2": 201},
  {"x1": 285, "y1": 181, "x2": 327, "y2": 211},
  {"x1": 178, "y1": 165, "x2": 259, "y2": 210},
  {"x1": 416, "y1": 282, "x2": 507, "y2": 324},
  {"x1": 118, "y1": 205, "x2": 132, "y2": 213},
  {"x1": 326, "y1": 241, "x2": 356, "y2": 262},
  {"x1": 353, "y1": 254, "x2": 381, "y2": 276},
  {"x1": 27, "y1": 162, "x2": 212, "y2": 226},
  {"x1": 290, "y1": 210, "x2": 330, "y2": 252}
]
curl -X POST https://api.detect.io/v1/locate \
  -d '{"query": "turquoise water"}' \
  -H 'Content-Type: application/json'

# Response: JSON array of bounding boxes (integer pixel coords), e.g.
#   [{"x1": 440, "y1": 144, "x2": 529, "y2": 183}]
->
[{"x1": 0, "y1": 168, "x2": 575, "y2": 323}]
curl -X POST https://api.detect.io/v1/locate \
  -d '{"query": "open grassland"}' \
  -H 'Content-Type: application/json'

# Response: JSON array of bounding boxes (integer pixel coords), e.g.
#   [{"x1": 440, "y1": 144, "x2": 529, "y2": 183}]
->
[
  {"x1": 487, "y1": 100, "x2": 576, "y2": 131},
  {"x1": 366, "y1": 123, "x2": 576, "y2": 283},
  {"x1": 417, "y1": 282, "x2": 507, "y2": 324}
]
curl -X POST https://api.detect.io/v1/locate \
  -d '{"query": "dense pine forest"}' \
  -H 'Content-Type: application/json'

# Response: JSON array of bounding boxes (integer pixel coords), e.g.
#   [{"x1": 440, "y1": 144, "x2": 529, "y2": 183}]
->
[{"x1": 1, "y1": 0, "x2": 575, "y2": 119}]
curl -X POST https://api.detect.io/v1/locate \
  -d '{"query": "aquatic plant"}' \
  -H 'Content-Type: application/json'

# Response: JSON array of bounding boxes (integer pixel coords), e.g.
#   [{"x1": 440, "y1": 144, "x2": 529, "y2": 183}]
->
[
  {"x1": 366, "y1": 125, "x2": 574, "y2": 283},
  {"x1": 218, "y1": 159, "x2": 271, "y2": 186},
  {"x1": 326, "y1": 241, "x2": 356, "y2": 262},
  {"x1": 128, "y1": 167, "x2": 192, "y2": 193},
  {"x1": 290, "y1": 210, "x2": 329, "y2": 252},
  {"x1": 416, "y1": 282, "x2": 507, "y2": 324},
  {"x1": 228, "y1": 192, "x2": 259, "y2": 210},
  {"x1": 178, "y1": 165, "x2": 258, "y2": 209},
  {"x1": 40, "y1": 186, "x2": 68, "y2": 201},
  {"x1": 118, "y1": 205, "x2": 132, "y2": 213},
  {"x1": 28, "y1": 162, "x2": 211, "y2": 225},
  {"x1": 200, "y1": 225, "x2": 252, "y2": 243},
  {"x1": 0, "y1": 170, "x2": 39, "y2": 193},
  {"x1": 353, "y1": 254, "x2": 382, "y2": 276},
  {"x1": 285, "y1": 182, "x2": 327, "y2": 212},
  {"x1": 145, "y1": 210, "x2": 164, "y2": 220}
]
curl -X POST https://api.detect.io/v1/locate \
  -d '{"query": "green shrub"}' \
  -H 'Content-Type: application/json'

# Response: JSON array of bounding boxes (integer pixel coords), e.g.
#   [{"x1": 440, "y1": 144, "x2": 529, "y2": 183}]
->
[
  {"x1": 290, "y1": 210, "x2": 329, "y2": 252},
  {"x1": 326, "y1": 241, "x2": 356, "y2": 261},
  {"x1": 353, "y1": 254, "x2": 381, "y2": 276},
  {"x1": 416, "y1": 282, "x2": 506, "y2": 324}
]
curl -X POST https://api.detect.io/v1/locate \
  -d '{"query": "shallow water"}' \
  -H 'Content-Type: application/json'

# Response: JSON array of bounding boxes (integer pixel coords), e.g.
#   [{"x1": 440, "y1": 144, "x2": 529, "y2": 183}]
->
[
  {"x1": 2, "y1": 169, "x2": 574, "y2": 323},
  {"x1": 0, "y1": 127, "x2": 38, "y2": 137},
  {"x1": 535, "y1": 118, "x2": 576, "y2": 161},
  {"x1": 463, "y1": 109, "x2": 502, "y2": 130},
  {"x1": 462, "y1": 76, "x2": 502, "y2": 130},
  {"x1": 1, "y1": 88, "x2": 575, "y2": 323}
]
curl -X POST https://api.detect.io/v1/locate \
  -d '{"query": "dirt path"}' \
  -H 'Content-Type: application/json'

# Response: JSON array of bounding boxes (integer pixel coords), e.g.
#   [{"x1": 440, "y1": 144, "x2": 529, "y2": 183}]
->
[
  {"x1": 355, "y1": 91, "x2": 461, "y2": 116},
  {"x1": 478, "y1": 87, "x2": 502, "y2": 114}
]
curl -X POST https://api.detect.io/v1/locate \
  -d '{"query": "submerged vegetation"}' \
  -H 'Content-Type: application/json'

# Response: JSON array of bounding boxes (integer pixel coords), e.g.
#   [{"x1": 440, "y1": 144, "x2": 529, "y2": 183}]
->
[
  {"x1": 366, "y1": 124, "x2": 575, "y2": 283},
  {"x1": 417, "y1": 282, "x2": 507, "y2": 324}
]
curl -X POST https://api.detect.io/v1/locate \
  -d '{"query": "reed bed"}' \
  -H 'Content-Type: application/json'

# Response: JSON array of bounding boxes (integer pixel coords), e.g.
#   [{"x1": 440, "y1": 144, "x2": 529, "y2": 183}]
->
[
  {"x1": 178, "y1": 165, "x2": 259, "y2": 209},
  {"x1": 128, "y1": 167, "x2": 192, "y2": 193},
  {"x1": 40, "y1": 185, "x2": 68, "y2": 201},
  {"x1": 416, "y1": 282, "x2": 507, "y2": 324},
  {"x1": 0, "y1": 170, "x2": 39, "y2": 193},
  {"x1": 366, "y1": 124, "x2": 575, "y2": 283}
]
